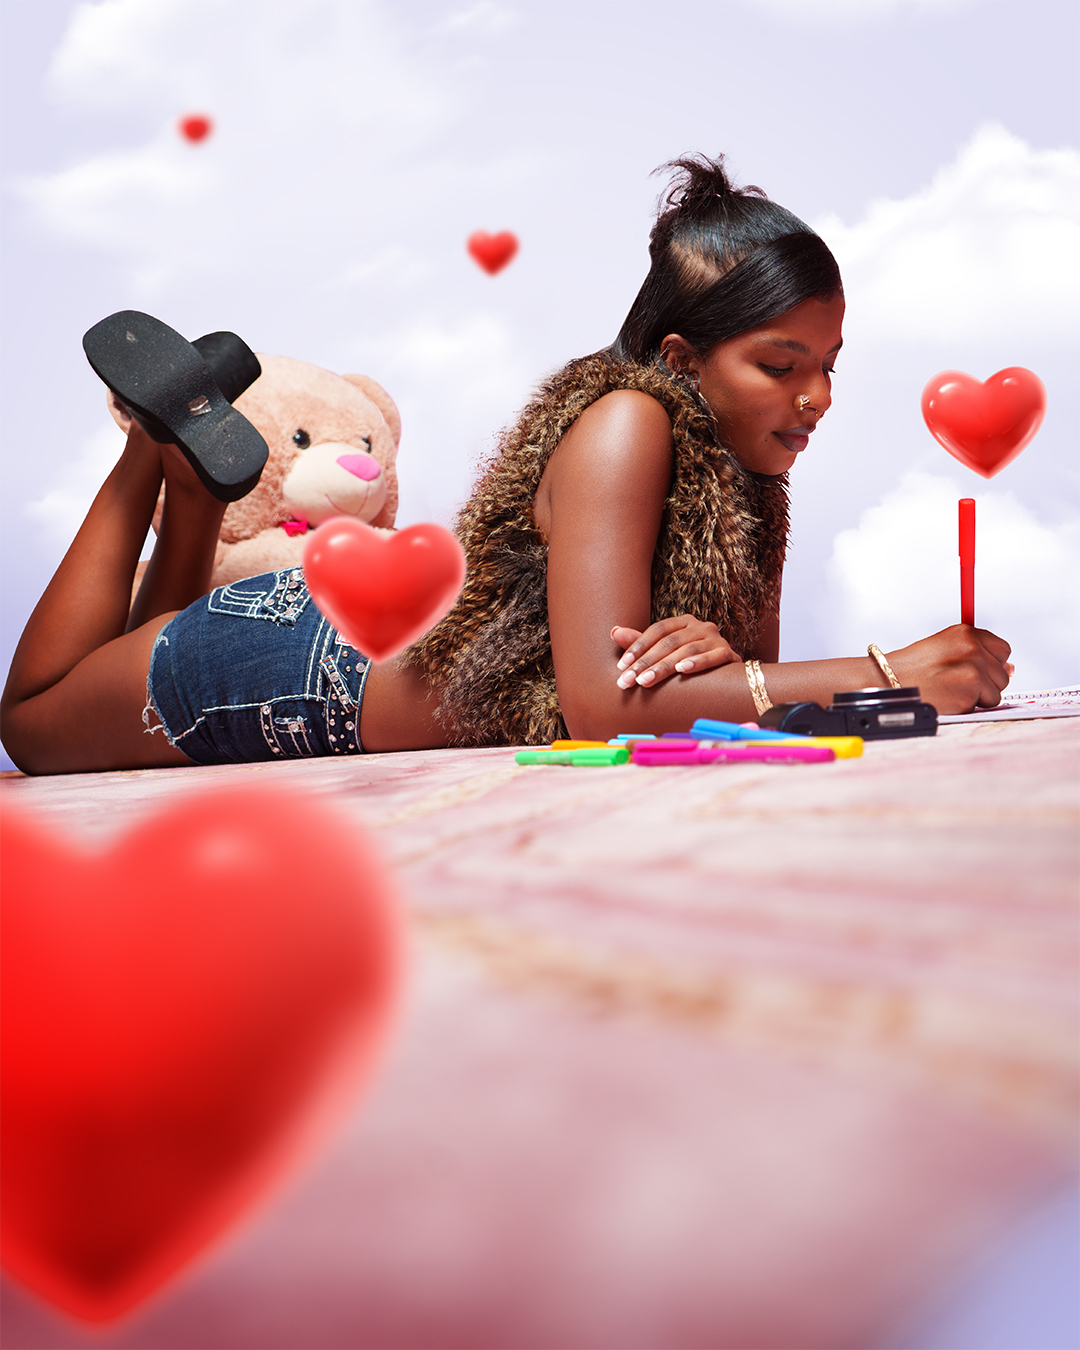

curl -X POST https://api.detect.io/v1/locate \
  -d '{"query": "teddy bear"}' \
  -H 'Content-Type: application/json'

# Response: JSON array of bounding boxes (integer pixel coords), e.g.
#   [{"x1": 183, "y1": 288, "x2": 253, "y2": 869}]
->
[{"x1": 114, "y1": 352, "x2": 401, "y2": 590}]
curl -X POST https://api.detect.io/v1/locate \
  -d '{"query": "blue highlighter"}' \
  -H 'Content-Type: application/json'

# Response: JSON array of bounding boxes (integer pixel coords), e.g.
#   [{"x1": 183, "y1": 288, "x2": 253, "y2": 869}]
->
[{"x1": 691, "y1": 717, "x2": 811, "y2": 743}]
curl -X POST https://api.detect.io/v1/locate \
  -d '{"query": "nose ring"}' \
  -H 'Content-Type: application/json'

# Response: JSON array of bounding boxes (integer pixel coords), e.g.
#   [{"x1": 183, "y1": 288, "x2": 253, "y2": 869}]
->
[{"x1": 794, "y1": 394, "x2": 813, "y2": 412}]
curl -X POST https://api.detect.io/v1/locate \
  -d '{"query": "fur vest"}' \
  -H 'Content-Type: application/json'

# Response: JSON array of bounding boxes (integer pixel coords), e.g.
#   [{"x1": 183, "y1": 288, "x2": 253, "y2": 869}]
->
[{"x1": 406, "y1": 353, "x2": 789, "y2": 746}]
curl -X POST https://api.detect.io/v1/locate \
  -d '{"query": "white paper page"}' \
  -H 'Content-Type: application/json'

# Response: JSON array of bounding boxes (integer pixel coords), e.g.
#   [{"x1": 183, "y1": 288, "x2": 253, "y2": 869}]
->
[{"x1": 938, "y1": 685, "x2": 1080, "y2": 723}]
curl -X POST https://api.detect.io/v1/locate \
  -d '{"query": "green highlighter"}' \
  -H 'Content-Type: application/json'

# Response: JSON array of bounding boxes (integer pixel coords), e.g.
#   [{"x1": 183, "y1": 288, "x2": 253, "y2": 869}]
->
[{"x1": 515, "y1": 747, "x2": 630, "y2": 766}]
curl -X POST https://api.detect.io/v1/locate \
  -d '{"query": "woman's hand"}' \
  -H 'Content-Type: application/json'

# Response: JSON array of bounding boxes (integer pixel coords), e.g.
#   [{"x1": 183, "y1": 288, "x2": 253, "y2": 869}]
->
[
  {"x1": 612, "y1": 615, "x2": 742, "y2": 689},
  {"x1": 887, "y1": 625, "x2": 1013, "y2": 714}
]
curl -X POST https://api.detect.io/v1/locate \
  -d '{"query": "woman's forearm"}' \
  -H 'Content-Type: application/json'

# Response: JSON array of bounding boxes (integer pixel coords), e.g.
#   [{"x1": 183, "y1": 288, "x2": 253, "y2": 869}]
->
[
  {"x1": 559, "y1": 626, "x2": 1011, "y2": 741},
  {"x1": 561, "y1": 651, "x2": 886, "y2": 740}
]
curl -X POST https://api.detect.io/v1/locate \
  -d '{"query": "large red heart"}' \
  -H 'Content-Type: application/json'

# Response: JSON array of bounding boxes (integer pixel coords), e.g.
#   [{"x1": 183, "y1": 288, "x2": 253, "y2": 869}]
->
[
  {"x1": 920, "y1": 367, "x2": 1046, "y2": 478},
  {"x1": 467, "y1": 230, "x2": 519, "y2": 275},
  {"x1": 303, "y1": 519, "x2": 465, "y2": 663},
  {"x1": 0, "y1": 787, "x2": 403, "y2": 1324}
]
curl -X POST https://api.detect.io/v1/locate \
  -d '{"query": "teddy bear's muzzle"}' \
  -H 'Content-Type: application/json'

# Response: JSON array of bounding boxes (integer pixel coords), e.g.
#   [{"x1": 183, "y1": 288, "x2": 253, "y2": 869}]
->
[{"x1": 281, "y1": 441, "x2": 388, "y2": 528}]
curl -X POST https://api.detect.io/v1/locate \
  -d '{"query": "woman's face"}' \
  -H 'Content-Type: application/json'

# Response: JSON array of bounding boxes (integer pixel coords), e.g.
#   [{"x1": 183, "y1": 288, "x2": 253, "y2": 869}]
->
[{"x1": 671, "y1": 291, "x2": 845, "y2": 476}]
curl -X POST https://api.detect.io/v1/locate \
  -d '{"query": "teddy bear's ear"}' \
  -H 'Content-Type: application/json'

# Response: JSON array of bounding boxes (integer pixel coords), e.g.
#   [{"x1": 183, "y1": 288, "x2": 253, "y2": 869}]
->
[
  {"x1": 106, "y1": 389, "x2": 132, "y2": 432},
  {"x1": 342, "y1": 374, "x2": 401, "y2": 448}
]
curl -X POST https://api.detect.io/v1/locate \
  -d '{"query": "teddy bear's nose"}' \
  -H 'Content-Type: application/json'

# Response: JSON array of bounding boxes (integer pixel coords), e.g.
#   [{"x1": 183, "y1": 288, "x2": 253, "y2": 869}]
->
[{"x1": 336, "y1": 452, "x2": 382, "y2": 482}]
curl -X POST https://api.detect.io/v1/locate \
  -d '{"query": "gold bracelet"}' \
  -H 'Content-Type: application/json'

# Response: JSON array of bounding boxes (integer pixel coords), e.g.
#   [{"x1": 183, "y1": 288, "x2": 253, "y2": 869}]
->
[
  {"x1": 745, "y1": 659, "x2": 773, "y2": 717},
  {"x1": 867, "y1": 643, "x2": 901, "y2": 689}
]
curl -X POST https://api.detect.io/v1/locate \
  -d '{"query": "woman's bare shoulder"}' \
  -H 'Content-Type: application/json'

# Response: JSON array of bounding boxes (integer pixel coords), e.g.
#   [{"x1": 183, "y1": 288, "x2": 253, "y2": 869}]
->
[
  {"x1": 535, "y1": 389, "x2": 673, "y2": 535},
  {"x1": 552, "y1": 388, "x2": 673, "y2": 479},
  {"x1": 565, "y1": 387, "x2": 672, "y2": 442}
]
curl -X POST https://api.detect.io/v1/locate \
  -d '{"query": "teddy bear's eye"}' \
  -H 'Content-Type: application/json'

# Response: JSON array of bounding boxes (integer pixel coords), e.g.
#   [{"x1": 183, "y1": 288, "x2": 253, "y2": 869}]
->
[
  {"x1": 362, "y1": 436, "x2": 372, "y2": 451},
  {"x1": 292, "y1": 430, "x2": 311, "y2": 449}
]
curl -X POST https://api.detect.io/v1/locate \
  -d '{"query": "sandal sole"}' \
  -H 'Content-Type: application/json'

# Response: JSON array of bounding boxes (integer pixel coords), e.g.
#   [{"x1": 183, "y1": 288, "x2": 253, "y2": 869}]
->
[{"x1": 83, "y1": 311, "x2": 268, "y2": 503}]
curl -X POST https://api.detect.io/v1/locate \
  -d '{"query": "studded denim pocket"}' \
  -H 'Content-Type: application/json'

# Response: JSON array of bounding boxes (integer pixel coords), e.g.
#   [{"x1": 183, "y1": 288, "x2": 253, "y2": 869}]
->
[
  {"x1": 208, "y1": 568, "x2": 311, "y2": 625},
  {"x1": 259, "y1": 700, "x2": 316, "y2": 757}
]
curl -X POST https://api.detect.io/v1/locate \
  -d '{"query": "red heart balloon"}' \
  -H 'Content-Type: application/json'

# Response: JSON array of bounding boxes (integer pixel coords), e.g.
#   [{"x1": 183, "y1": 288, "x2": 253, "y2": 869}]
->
[
  {"x1": 0, "y1": 787, "x2": 402, "y2": 1324},
  {"x1": 467, "y1": 230, "x2": 519, "y2": 275},
  {"x1": 303, "y1": 519, "x2": 465, "y2": 663},
  {"x1": 179, "y1": 115, "x2": 212, "y2": 143},
  {"x1": 921, "y1": 367, "x2": 1046, "y2": 478}
]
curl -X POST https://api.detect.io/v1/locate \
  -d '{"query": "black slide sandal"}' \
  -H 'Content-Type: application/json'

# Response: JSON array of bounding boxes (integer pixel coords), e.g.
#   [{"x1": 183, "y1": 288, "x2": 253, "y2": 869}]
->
[
  {"x1": 192, "y1": 330, "x2": 263, "y2": 405},
  {"x1": 82, "y1": 311, "x2": 268, "y2": 502}
]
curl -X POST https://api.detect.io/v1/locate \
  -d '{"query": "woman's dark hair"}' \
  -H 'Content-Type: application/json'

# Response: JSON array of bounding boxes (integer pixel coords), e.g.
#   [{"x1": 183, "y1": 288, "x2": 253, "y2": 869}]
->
[{"x1": 612, "y1": 154, "x2": 842, "y2": 365}]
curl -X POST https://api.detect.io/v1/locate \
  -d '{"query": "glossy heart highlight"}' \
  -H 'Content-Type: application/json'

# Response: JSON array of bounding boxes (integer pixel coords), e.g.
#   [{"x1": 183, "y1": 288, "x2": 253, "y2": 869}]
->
[
  {"x1": 467, "y1": 230, "x2": 519, "y2": 275},
  {"x1": 304, "y1": 519, "x2": 465, "y2": 663},
  {"x1": 0, "y1": 787, "x2": 403, "y2": 1324},
  {"x1": 921, "y1": 367, "x2": 1046, "y2": 478}
]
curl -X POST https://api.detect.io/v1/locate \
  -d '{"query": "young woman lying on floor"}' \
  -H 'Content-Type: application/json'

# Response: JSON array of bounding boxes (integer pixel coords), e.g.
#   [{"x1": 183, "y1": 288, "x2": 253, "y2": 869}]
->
[{"x1": 1, "y1": 154, "x2": 1011, "y2": 775}]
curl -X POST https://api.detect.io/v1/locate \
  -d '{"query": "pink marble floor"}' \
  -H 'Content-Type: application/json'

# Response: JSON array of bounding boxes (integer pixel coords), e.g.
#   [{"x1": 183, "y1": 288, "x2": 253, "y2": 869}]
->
[{"x1": 1, "y1": 718, "x2": 1077, "y2": 1348}]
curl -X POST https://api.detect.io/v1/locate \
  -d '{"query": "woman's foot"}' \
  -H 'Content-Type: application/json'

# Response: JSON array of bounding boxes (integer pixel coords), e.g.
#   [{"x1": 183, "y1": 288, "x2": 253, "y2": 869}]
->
[{"x1": 82, "y1": 311, "x2": 268, "y2": 503}]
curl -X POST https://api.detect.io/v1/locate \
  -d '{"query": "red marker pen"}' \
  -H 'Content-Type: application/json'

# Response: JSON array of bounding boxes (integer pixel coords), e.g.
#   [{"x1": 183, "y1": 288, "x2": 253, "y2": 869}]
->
[{"x1": 959, "y1": 498, "x2": 976, "y2": 626}]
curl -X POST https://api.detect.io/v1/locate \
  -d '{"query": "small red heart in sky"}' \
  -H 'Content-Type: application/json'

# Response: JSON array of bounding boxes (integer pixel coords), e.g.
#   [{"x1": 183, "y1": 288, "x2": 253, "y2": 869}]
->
[
  {"x1": 179, "y1": 115, "x2": 212, "y2": 143},
  {"x1": 467, "y1": 230, "x2": 518, "y2": 275},
  {"x1": 921, "y1": 367, "x2": 1046, "y2": 478},
  {"x1": 304, "y1": 519, "x2": 465, "y2": 663},
  {"x1": 1, "y1": 787, "x2": 403, "y2": 1324}
]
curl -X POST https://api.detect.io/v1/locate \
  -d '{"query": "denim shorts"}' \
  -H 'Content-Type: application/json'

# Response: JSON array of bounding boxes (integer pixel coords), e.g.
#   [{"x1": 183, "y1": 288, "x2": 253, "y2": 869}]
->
[{"x1": 145, "y1": 569, "x2": 372, "y2": 765}]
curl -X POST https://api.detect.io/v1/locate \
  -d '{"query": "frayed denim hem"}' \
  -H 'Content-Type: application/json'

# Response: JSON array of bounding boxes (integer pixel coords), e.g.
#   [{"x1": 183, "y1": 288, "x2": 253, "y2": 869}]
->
[{"x1": 142, "y1": 630, "x2": 182, "y2": 745}]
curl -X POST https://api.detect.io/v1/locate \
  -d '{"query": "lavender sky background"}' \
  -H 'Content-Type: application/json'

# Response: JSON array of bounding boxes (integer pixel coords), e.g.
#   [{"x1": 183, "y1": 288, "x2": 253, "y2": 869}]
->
[{"x1": 1, "y1": 0, "x2": 1078, "y2": 772}]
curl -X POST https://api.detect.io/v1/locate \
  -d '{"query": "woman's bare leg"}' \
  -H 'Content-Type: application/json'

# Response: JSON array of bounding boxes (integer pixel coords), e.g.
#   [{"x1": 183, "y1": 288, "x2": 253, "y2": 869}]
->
[{"x1": 1, "y1": 423, "x2": 227, "y2": 774}]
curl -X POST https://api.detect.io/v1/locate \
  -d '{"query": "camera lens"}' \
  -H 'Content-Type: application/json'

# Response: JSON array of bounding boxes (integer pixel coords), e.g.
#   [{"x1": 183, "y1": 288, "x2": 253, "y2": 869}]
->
[{"x1": 832, "y1": 687, "x2": 921, "y2": 707}]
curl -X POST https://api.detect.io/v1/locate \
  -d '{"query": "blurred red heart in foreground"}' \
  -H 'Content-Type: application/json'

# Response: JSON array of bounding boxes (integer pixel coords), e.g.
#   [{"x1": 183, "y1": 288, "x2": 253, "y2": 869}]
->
[
  {"x1": 304, "y1": 519, "x2": 465, "y2": 663},
  {"x1": 0, "y1": 787, "x2": 403, "y2": 1324},
  {"x1": 921, "y1": 367, "x2": 1046, "y2": 478},
  {"x1": 467, "y1": 230, "x2": 518, "y2": 275},
  {"x1": 179, "y1": 115, "x2": 212, "y2": 143}
]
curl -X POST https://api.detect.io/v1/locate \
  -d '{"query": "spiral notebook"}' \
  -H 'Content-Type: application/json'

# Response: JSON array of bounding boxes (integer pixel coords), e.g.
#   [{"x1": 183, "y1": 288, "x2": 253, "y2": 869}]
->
[{"x1": 937, "y1": 685, "x2": 1080, "y2": 723}]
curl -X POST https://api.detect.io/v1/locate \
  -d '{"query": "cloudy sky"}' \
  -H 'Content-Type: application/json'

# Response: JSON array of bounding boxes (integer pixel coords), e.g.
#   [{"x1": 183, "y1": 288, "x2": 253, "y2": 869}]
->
[{"x1": 2, "y1": 0, "x2": 1077, "y2": 770}]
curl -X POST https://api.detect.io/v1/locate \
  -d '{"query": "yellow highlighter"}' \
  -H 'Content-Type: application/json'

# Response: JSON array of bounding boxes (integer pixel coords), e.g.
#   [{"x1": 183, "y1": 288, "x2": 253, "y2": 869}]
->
[
  {"x1": 769, "y1": 736, "x2": 863, "y2": 759},
  {"x1": 548, "y1": 740, "x2": 611, "y2": 750}
]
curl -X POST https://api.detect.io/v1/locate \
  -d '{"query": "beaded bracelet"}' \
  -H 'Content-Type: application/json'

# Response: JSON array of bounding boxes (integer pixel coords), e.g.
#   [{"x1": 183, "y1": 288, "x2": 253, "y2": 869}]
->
[{"x1": 744, "y1": 659, "x2": 773, "y2": 717}]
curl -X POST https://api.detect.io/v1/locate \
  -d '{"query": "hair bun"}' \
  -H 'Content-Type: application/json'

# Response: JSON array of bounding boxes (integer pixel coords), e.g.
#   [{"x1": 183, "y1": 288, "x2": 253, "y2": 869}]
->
[
  {"x1": 658, "y1": 154, "x2": 765, "y2": 215},
  {"x1": 612, "y1": 150, "x2": 840, "y2": 365}
]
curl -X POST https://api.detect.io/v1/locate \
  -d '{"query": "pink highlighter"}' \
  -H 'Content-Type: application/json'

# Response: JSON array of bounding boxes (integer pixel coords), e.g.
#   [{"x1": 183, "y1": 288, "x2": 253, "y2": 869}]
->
[{"x1": 632, "y1": 740, "x2": 835, "y2": 766}]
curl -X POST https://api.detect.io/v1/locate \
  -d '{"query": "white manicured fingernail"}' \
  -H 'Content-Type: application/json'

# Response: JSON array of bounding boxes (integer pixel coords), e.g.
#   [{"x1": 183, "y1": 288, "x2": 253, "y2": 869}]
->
[
  {"x1": 675, "y1": 659, "x2": 693, "y2": 673},
  {"x1": 636, "y1": 669, "x2": 656, "y2": 685},
  {"x1": 617, "y1": 671, "x2": 635, "y2": 689},
  {"x1": 617, "y1": 654, "x2": 632, "y2": 670}
]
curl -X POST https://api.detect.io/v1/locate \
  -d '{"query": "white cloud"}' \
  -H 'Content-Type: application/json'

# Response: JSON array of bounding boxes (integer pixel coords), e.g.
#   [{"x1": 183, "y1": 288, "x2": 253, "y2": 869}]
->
[
  {"x1": 47, "y1": 0, "x2": 441, "y2": 129},
  {"x1": 19, "y1": 0, "x2": 452, "y2": 291},
  {"x1": 389, "y1": 313, "x2": 532, "y2": 413},
  {"x1": 23, "y1": 420, "x2": 154, "y2": 555},
  {"x1": 434, "y1": 1, "x2": 519, "y2": 35},
  {"x1": 824, "y1": 472, "x2": 1079, "y2": 689},
  {"x1": 46, "y1": 0, "x2": 191, "y2": 109},
  {"x1": 18, "y1": 131, "x2": 213, "y2": 250},
  {"x1": 814, "y1": 125, "x2": 1080, "y2": 344},
  {"x1": 349, "y1": 312, "x2": 535, "y2": 526}
]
